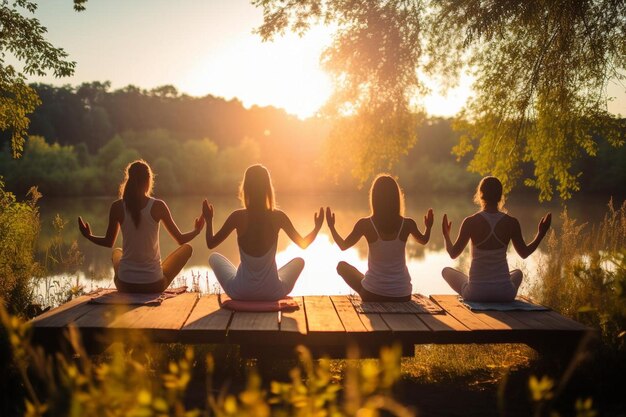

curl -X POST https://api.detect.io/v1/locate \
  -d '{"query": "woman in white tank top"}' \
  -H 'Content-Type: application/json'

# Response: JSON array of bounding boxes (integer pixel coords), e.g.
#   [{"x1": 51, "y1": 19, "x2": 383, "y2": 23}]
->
[
  {"x1": 326, "y1": 175, "x2": 434, "y2": 302},
  {"x1": 78, "y1": 160, "x2": 205, "y2": 293},
  {"x1": 441, "y1": 176, "x2": 551, "y2": 302},
  {"x1": 203, "y1": 165, "x2": 324, "y2": 301}
]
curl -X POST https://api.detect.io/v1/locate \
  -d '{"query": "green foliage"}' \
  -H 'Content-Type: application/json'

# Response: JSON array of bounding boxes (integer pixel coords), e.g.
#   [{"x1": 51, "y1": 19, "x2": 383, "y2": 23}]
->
[
  {"x1": 0, "y1": 136, "x2": 82, "y2": 196},
  {"x1": 0, "y1": 305, "x2": 415, "y2": 417},
  {"x1": 0, "y1": 0, "x2": 77, "y2": 156},
  {"x1": 0, "y1": 180, "x2": 41, "y2": 315},
  {"x1": 254, "y1": 0, "x2": 626, "y2": 199}
]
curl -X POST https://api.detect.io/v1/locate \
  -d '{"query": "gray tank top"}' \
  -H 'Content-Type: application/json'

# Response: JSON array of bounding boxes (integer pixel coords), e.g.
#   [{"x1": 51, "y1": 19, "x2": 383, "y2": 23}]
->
[{"x1": 469, "y1": 211, "x2": 510, "y2": 284}]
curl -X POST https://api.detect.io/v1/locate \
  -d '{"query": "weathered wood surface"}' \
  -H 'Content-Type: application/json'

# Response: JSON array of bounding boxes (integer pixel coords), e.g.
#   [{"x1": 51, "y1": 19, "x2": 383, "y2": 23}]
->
[{"x1": 31, "y1": 293, "x2": 593, "y2": 355}]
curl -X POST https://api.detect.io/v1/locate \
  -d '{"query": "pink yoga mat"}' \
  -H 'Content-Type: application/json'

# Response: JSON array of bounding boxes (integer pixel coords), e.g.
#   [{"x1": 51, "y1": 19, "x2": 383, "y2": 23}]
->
[{"x1": 219, "y1": 294, "x2": 299, "y2": 312}]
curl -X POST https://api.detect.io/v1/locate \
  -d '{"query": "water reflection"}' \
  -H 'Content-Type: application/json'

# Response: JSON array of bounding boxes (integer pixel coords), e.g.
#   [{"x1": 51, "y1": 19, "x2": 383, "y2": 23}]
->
[{"x1": 34, "y1": 192, "x2": 616, "y2": 304}]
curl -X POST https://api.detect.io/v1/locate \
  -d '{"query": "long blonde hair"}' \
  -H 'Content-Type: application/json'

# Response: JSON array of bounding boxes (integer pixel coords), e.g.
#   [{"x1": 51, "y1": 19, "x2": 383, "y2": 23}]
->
[
  {"x1": 239, "y1": 164, "x2": 275, "y2": 211},
  {"x1": 369, "y1": 174, "x2": 405, "y2": 234},
  {"x1": 119, "y1": 160, "x2": 154, "y2": 227}
]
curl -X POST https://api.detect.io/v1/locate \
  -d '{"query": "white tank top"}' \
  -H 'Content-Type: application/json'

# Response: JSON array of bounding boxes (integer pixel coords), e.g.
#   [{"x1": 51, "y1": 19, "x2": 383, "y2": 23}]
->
[
  {"x1": 228, "y1": 242, "x2": 284, "y2": 300},
  {"x1": 469, "y1": 211, "x2": 510, "y2": 284},
  {"x1": 362, "y1": 218, "x2": 412, "y2": 297},
  {"x1": 118, "y1": 198, "x2": 163, "y2": 284}
]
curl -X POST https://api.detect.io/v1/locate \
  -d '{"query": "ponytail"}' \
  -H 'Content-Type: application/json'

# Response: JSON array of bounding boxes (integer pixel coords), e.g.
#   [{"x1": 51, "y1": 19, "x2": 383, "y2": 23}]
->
[{"x1": 120, "y1": 161, "x2": 153, "y2": 227}]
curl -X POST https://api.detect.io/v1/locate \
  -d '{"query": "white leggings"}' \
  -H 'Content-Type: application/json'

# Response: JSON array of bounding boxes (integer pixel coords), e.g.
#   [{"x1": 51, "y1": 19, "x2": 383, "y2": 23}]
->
[
  {"x1": 441, "y1": 267, "x2": 523, "y2": 302},
  {"x1": 209, "y1": 253, "x2": 304, "y2": 300}
]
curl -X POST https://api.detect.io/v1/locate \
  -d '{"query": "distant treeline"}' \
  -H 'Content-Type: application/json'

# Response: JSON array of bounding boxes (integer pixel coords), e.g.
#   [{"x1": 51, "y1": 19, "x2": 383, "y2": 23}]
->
[{"x1": 0, "y1": 82, "x2": 624, "y2": 198}]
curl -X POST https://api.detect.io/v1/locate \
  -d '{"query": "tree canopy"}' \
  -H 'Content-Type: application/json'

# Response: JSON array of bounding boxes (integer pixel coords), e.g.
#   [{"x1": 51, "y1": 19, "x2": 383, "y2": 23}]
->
[
  {"x1": 0, "y1": 0, "x2": 85, "y2": 157},
  {"x1": 254, "y1": 0, "x2": 626, "y2": 199}
]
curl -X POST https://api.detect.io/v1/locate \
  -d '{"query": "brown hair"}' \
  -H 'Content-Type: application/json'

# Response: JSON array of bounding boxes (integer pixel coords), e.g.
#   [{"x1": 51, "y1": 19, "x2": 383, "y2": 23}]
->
[
  {"x1": 119, "y1": 160, "x2": 154, "y2": 227},
  {"x1": 239, "y1": 164, "x2": 275, "y2": 212},
  {"x1": 369, "y1": 174, "x2": 405, "y2": 234},
  {"x1": 473, "y1": 176, "x2": 504, "y2": 210}
]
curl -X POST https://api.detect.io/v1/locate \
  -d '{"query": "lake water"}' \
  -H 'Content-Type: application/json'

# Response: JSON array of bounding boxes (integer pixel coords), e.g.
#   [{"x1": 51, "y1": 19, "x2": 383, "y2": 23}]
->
[{"x1": 34, "y1": 192, "x2": 617, "y2": 306}]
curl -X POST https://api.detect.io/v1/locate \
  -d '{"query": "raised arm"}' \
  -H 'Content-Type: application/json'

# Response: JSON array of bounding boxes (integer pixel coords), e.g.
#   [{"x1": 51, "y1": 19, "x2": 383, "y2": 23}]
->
[
  {"x1": 442, "y1": 214, "x2": 471, "y2": 259},
  {"x1": 278, "y1": 208, "x2": 324, "y2": 249},
  {"x1": 154, "y1": 200, "x2": 204, "y2": 245},
  {"x1": 511, "y1": 213, "x2": 551, "y2": 259},
  {"x1": 326, "y1": 207, "x2": 366, "y2": 251},
  {"x1": 408, "y1": 208, "x2": 434, "y2": 244},
  {"x1": 202, "y1": 200, "x2": 237, "y2": 249},
  {"x1": 78, "y1": 201, "x2": 122, "y2": 248}
]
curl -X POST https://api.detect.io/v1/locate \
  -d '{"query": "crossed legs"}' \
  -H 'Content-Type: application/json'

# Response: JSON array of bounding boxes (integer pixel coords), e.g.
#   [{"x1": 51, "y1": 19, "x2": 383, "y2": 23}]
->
[
  {"x1": 112, "y1": 244, "x2": 193, "y2": 293},
  {"x1": 441, "y1": 267, "x2": 523, "y2": 301},
  {"x1": 336, "y1": 261, "x2": 411, "y2": 302}
]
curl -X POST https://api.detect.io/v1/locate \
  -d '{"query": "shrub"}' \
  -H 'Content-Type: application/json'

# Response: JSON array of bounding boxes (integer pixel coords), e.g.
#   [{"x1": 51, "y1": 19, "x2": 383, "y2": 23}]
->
[{"x1": 0, "y1": 181, "x2": 41, "y2": 316}]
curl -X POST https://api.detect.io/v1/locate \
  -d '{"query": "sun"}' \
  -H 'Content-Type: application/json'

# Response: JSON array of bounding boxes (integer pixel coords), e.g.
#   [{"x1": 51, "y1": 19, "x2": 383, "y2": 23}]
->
[{"x1": 180, "y1": 26, "x2": 334, "y2": 119}]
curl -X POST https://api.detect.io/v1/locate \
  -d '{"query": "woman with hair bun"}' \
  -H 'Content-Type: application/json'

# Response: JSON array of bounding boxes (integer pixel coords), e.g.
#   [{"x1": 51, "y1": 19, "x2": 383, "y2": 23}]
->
[
  {"x1": 78, "y1": 160, "x2": 204, "y2": 293},
  {"x1": 441, "y1": 176, "x2": 551, "y2": 302}
]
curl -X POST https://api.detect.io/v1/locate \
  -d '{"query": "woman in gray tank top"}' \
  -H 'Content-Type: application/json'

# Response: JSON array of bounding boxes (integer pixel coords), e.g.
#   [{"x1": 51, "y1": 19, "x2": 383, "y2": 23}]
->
[{"x1": 441, "y1": 176, "x2": 551, "y2": 302}]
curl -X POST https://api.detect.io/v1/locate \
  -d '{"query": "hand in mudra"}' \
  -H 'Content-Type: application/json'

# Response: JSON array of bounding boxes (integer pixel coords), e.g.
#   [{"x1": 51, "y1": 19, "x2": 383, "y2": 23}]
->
[{"x1": 78, "y1": 216, "x2": 91, "y2": 237}]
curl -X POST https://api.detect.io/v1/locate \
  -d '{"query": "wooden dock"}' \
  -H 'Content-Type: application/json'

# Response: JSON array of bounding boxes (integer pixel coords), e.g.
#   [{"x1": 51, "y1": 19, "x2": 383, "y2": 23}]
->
[{"x1": 30, "y1": 293, "x2": 592, "y2": 358}]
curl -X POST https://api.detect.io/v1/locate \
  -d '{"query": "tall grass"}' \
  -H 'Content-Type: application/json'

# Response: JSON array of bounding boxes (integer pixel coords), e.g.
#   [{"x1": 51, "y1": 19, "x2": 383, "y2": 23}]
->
[{"x1": 531, "y1": 200, "x2": 626, "y2": 348}]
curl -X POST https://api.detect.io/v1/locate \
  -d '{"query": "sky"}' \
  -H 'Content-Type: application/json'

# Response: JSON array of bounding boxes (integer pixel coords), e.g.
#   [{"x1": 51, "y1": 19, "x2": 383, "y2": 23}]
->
[{"x1": 19, "y1": 0, "x2": 626, "y2": 119}]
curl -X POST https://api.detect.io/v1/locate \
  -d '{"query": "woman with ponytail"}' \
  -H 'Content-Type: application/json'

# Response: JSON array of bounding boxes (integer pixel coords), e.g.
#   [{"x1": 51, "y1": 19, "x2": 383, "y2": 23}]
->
[
  {"x1": 203, "y1": 164, "x2": 323, "y2": 301},
  {"x1": 326, "y1": 174, "x2": 434, "y2": 301},
  {"x1": 78, "y1": 160, "x2": 204, "y2": 293},
  {"x1": 441, "y1": 176, "x2": 551, "y2": 302}
]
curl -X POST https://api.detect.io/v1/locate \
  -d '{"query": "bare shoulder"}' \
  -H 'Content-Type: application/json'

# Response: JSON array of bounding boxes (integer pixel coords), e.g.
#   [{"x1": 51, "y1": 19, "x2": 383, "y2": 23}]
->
[
  {"x1": 502, "y1": 213, "x2": 520, "y2": 226},
  {"x1": 464, "y1": 213, "x2": 480, "y2": 225},
  {"x1": 404, "y1": 217, "x2": 418, "y2": 228},
  {"x1": 271, "y1": 209, "x2": 289, "y2": 221},
  {"x1": 110, "y1": 199, "x2": 124, "y2": 214},
  {"x1": 229, "y1": 208, "x2": 248, "y2": 221},
  {"x1": 109, "y1": 199, "x2": 124, "y2": 221},
  {"x1": 152, "y1": 198, "x2": 167, "y2": 210},
  {"x1": 356, "y1": 217, "x2": 371, "y2": 230}
]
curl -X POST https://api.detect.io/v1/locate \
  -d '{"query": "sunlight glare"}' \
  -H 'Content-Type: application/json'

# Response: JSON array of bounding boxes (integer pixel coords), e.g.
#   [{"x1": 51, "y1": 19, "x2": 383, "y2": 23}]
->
[
  {"x1": 276, "y1": 233, "x2": 365, "y2": 296},
  {"x1": 414, "y1": 71, "x2": 474, "y2": 117},
  {"x1": 180, "y1": 26, "x2": 334, "y2": 119}
]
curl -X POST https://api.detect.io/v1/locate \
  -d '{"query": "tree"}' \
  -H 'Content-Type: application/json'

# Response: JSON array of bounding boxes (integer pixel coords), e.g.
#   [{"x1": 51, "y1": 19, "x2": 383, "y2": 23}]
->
[
  {"x1": 254, "y1": 0, "x2": 626, "y2": 199},
  {"x1": 0, "y1": 0, "x2": 84, "y2": 157}
]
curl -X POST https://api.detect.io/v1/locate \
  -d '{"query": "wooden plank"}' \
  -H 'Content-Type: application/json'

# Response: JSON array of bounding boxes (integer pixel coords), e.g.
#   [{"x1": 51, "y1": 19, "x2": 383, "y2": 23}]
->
[
  {"x1": 73, "y1": 304, "x2": 133, "y2": 328},
  {"x1": 304, "y1": 296, "x2": 345, "y2": 333},
  {"x1": 543, "y1": 311, "x2": 590, "y2": 331},
  {"x1": 330, "y1": 296, "x2": 367, "y2": 332},
  {"x1": 182, "y1": 294, "x2": 231, "y2": 331},
  {"x1": 505, "y1": 310, "x2": 585, "y2": 331},
  {"x1": 417, "y1": 313, "x2": 470, "y2": 332},
  {"x1": 280, "y1": 297, "x2": 307, "y2": 334},
  {"x1": 430, "y1": 295, "x2": 495, "y2": 330},
  {"x1": 109, "y1": 293, "x2": 198, "y2": 329},
  {"x1": 331, "y1": 296, "x2": 389, "y2": 332},
  {"x1": 229, "y1": 311, "x2": 279, "y2": 331},
  {"x1": 471, "y1": 310, "x2": 528, "y2": 330},
  {"x1": 31, "y1": 295, "x2": 95, "y2": 327},
  {"x1": 381, "y1": 314, "x2": 430, "y2": 332}
]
